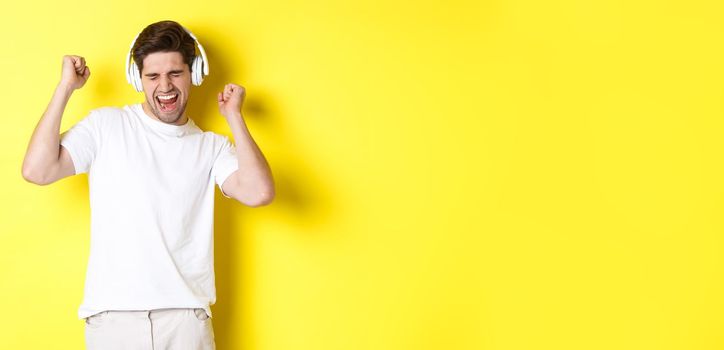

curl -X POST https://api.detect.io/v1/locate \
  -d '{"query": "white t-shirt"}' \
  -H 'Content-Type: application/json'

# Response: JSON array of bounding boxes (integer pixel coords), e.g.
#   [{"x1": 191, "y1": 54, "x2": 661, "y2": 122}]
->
[{"x1": 60, "y1": 103, "x2": 238, "y2": 320}]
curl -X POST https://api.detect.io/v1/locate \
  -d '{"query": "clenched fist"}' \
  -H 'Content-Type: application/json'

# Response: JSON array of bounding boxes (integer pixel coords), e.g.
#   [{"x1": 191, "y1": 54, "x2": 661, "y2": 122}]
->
[
  {"x1": 217, "y1": 83, "x2": 246, "y2": 118},
  {"x1": 60, "y1": 55, "x2": 90, "y2": 90}
]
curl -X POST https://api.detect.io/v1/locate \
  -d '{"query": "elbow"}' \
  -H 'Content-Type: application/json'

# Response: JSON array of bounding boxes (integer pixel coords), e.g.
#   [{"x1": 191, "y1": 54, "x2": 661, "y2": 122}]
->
[
  {"x1": 21, "y1": 166, "x2": 49, "y2": 186},
  {"x1": 244, "y1": 189, "x2": 275, "y2": 207}
]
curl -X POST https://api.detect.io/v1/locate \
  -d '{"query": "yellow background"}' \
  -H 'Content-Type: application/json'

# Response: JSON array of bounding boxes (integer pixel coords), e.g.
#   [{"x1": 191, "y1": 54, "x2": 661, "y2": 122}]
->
[{"x1": 2, "y1": 0, "x2": 723, "y2": 349}]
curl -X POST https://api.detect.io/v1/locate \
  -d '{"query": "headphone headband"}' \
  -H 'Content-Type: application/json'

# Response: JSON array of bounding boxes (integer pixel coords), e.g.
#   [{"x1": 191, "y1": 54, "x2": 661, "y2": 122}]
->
[{"x1": 181, "y1": 26, "x2": 209, "y2": 76}]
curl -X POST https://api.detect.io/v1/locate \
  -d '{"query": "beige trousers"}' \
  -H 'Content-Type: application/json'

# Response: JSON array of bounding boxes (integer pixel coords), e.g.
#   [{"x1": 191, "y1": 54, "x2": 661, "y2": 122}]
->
[{"x1": 84, "y1": 308, "x2": 216, "y2": 350}]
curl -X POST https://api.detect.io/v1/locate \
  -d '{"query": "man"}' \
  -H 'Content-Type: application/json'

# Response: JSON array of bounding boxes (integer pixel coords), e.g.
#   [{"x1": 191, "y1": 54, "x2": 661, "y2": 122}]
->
[{"x1": 21, "y1": 20, "x2": 274, "y2": 349}]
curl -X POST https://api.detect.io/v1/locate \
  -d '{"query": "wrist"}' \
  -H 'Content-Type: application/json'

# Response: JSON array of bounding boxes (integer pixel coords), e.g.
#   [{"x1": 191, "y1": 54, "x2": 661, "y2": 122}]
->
[
  {"x1": 223, "y1": 111, "x2": 243, "y2": 120},
  {"x1": 56, "y1": 81, "x2": 74, "y2": 93}
]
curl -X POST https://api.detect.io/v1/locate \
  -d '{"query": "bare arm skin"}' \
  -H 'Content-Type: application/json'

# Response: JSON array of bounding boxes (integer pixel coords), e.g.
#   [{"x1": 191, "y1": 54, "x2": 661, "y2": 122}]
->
[
  {"x1": 21, "y1": 55, "x2": 90, "y2": 185},
  {"x1": 218, "y1": 83, "x2": 275, "y2": 207}
]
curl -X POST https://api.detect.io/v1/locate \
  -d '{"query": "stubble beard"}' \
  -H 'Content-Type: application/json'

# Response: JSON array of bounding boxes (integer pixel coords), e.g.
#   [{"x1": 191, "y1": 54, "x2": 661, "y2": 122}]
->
[{"x1": 146, "y1": 95, "x2": 187, "y2": 125}]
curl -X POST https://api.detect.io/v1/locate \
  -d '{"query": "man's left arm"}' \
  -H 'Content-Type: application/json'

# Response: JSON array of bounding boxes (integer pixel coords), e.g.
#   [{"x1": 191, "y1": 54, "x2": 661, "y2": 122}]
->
[{"x1": 218, "y1": 83, "x2": 275, "y2": 207}]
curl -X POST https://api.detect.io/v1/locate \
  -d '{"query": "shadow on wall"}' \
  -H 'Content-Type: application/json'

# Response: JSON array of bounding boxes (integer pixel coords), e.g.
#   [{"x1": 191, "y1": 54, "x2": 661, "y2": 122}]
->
[{"x1": 181, "y1": 25, "x2": 338, "y2": 349}]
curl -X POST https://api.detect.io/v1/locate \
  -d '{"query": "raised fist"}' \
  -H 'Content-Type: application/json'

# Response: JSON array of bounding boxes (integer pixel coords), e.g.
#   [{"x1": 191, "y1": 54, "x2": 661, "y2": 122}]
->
[
  {"x1": 217, "y1": 83, "x2": 246, "y2": 118},
  {"x1": 60, "y1": 55, "x2": 90, "y2": 90}
]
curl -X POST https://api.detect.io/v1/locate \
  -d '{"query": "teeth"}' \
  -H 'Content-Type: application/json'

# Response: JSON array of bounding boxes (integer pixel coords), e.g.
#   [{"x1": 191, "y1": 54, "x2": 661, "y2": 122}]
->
[{"x1": 157, "y1": 94, "x2": 177, "y2": 101}]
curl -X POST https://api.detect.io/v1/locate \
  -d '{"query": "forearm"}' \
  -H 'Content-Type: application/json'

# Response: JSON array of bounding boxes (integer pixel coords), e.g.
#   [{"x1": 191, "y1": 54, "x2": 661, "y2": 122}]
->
[
  {"x1": 22, "y1": 82, "x2": 74, "y2": 180},
  {"x1": 225, "y1": 113, "x2": 275, "y2": 202}
]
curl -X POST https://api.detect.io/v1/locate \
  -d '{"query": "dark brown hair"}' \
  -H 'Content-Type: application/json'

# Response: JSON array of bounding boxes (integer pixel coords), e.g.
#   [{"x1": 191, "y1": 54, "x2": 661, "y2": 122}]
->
[{"x1": 131, "y1": 20, "x2": 196, "y2": 74}]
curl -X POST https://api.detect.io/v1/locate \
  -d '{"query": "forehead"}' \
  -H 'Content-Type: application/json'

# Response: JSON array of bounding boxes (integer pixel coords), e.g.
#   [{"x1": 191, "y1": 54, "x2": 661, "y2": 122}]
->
[{"x1": 141, "y1": 51, "x2": 187, "y2": 73}]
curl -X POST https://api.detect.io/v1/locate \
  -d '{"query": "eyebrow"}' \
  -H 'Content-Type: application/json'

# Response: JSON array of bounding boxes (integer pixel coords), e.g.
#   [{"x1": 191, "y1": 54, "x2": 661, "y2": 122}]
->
[{"x1": 144, "y1": 70, "x2": 185, "y2": 77}]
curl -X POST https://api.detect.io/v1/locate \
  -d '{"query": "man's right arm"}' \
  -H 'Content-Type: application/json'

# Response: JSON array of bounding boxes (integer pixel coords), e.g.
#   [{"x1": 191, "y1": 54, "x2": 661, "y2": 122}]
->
[{"x1": 21, "y1": 55, "x2": 90, "y2": 185}]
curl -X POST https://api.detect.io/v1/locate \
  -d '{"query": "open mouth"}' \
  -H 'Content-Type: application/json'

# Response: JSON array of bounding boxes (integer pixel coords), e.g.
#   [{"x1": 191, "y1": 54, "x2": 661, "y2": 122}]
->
[{"x1": 156, "y1": 93, "x2": 179, "y2": 112}]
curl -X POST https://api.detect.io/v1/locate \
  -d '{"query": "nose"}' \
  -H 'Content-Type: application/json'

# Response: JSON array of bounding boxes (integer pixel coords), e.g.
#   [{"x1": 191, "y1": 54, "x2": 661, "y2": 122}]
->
[{"x1": 159, "y1": 75, "x2": 173, "y2": 92}]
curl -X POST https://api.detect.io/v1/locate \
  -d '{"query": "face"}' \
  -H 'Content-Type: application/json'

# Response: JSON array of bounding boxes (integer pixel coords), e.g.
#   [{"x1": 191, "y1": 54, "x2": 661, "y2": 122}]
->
[{"x1": 140, "y1": 51, "x2": 192, "y2": 125}]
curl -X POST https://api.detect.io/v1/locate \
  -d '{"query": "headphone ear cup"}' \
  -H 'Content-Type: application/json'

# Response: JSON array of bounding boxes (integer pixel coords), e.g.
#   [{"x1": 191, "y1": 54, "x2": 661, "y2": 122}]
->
[
  {"x1": 130, "y1": 62, "x2": 139, "y2": 92},
  {"x1": 190, "y1": 57, "x2": 198, "y2": 86},
  {"x1": 197, "y1": 56, "x2": 205, "y2": 85},
  {"x1": 191, "y1": 56, "x2": 203, "y2": 86},
  {"x1": 132, "y1": 62, "x2": 143, "y2": 92}
]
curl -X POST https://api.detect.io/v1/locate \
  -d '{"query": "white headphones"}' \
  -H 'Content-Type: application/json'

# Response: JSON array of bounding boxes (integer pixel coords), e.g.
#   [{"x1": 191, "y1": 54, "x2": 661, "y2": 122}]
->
[{"x1": 125, "y1": 25, "x2": 209, "y2": 92}]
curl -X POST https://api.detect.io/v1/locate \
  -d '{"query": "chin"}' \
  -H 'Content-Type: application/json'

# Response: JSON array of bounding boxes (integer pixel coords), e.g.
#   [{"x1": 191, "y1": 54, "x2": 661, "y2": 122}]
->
[
  {"x1": 159, "y1": 111, "x2": 183, "y2": 123},
  {"x1": 147, "y1": 99, "x2": 186, "y2": 123}
]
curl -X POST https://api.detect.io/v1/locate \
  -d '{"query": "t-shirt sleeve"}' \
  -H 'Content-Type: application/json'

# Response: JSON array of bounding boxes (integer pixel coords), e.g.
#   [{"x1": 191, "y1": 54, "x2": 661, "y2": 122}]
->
[
  {"x1": 212, "y1": 136, "x2": 239, "y2": 198},
  {"x1": 59, "y1": 110, "x2": 100, "y2": 175}
]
